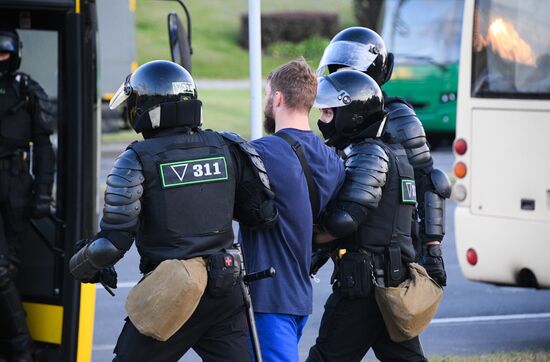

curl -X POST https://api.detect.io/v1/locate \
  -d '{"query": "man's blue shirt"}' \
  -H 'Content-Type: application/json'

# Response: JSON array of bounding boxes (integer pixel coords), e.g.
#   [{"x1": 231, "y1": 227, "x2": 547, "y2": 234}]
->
[{"x1": 239, "y1": 128, "x2": 344, "y2": 315}]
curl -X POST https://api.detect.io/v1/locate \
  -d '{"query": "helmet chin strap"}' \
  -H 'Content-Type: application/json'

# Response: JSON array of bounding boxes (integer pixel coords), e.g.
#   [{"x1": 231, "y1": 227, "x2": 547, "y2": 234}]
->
[
  {"x1": 376, "y1": 114, "x2": 388, "y2": 138},
  {"x1": 381, "y1": 52, "x2": 395, "y2": 85}
]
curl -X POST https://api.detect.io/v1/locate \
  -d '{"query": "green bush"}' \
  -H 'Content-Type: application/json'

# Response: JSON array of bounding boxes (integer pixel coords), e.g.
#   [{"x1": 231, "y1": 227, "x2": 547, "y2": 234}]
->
[
  {"x1": 265, "y1": 37, "x2": 331, "y2": 62},
  {"x1": 240, "y1": 12, "x2": 339, "y2": 49}
]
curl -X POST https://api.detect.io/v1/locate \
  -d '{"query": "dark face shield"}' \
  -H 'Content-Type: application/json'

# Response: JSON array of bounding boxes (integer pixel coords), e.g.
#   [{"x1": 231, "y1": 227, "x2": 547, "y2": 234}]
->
[
  {"x1": 314, "y1": 73, "x2": 380, "y2": 109},
  {"x1": 317, "y1": 41, "x2": 379, "y2": 76}
]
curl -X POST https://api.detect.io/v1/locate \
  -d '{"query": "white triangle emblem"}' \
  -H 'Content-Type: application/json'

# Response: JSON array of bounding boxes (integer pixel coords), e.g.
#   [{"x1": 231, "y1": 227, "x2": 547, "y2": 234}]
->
[{"x1": 170, "y1": 164, "x2": 188, "y2": 182}]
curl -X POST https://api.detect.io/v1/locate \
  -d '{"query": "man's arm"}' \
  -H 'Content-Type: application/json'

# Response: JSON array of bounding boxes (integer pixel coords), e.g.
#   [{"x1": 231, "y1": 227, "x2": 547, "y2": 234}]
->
[{"x1": 69, "y1": 149, "x2": 143, "y2": 283}]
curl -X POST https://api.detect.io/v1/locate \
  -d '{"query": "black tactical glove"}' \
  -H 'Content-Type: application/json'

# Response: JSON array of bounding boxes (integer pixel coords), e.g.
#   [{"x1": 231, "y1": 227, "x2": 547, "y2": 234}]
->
[
  {"x1": 310, "y1": 248, "x2": 333, "y2": 276},
  {"x1": 31, "y1": 194, "x2": 52, "y2": 219},
  {"x1": 419, "y1": 243, "x2": 447, "y2": 287}
]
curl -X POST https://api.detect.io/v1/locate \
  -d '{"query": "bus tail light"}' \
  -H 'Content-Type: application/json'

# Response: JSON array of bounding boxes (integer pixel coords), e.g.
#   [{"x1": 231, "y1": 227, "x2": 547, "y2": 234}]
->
[
  {"x1": 452, "y1": 184, "x2": 467, "y2": 202},
  {"x1": 454, "y1": 161, "x2": 467, "y2": 178},
  {"x1": 466, "y1": 248, "x2": 478, "y2": 266},
  {"x1": 453, "y1": 138, "x2": 468, "y2": 155}
]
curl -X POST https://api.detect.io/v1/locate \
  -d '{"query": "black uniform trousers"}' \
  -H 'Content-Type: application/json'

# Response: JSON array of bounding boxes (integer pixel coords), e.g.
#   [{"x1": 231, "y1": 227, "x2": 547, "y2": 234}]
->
[
  {"x1": 307, "y1": 288, "x2": 427, "y2": 362},
  {"x1": 113, "y1": 283, "x2": 251, "y2": 362},
  {"x1": 0, "y1": 169, "x2": 34, "y2": 354}
]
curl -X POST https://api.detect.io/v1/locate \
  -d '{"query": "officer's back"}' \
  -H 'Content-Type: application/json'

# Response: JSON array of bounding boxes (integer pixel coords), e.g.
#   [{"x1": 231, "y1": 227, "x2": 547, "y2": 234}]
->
[{"x1": 70, "y1": 60, "x2": 277, "y2": 362}]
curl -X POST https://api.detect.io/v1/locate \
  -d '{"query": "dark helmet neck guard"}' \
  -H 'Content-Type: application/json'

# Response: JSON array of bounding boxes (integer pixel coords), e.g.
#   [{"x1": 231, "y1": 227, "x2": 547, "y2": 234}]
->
[{"x1": 132, "y1": 98, "x2": 202, "y2": 134}]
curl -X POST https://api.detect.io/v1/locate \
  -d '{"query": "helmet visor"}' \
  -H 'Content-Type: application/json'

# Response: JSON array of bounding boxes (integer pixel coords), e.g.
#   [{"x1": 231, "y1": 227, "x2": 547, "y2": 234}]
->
[
  {"x1": 0, "y1": 33, "x2": 17, "y2": 53},
  {"x1": 314, "y1": 76, "x2": 352, "y2": 109},
  {"x1": 317, "y1": 41, "x2": 378, "y2": 76},
  {"x1": 109, "y1": 74, "x2": 132, "y2": 110}
]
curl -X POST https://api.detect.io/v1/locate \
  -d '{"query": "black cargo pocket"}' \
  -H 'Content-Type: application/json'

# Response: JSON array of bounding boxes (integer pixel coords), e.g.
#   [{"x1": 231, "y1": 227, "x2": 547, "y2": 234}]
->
[
  {"x1": 206, "y1": 252, "x2": 240, "y2": 297},
  {"x1": 336, "y1": 252, "x2": 373, "y2": 299}
]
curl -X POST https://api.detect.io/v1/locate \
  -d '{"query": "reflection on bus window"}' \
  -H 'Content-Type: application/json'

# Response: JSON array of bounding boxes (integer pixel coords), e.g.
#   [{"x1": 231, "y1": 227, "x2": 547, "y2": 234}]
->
[{"x1": 472, "y1": 0, "x2": 550, "y2": 98}]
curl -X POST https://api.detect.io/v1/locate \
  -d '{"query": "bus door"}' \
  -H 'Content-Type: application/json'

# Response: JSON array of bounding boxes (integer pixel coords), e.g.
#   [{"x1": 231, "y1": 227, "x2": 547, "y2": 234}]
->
[{"x1": 0, "y1": 1, "x2": 99, "y2": 361}]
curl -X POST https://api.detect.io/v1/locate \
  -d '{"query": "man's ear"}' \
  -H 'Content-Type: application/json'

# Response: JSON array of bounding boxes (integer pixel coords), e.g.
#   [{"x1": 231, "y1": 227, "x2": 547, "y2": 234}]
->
[{"x1": 273, "y1": 90, "x2": 283, "y2": 108}]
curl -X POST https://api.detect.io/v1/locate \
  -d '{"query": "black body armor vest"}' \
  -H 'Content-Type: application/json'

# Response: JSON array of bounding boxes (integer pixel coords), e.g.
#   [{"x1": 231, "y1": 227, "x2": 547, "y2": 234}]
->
[
  {"x1": 129, "y1": 130, "x2": 237, "y2": 271},
  {"x1": 0, "y1": 77, "x2": 31, "y2": 156},
  {"x1": 342, "y1": 140, "x2": 417, "y2": 262}
]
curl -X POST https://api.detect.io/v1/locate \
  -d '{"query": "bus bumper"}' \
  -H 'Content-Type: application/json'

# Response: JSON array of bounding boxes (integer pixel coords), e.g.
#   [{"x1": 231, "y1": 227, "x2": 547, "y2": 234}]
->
[{"x1": 455, "y1": 206, "x2": 550, "y2": 288}]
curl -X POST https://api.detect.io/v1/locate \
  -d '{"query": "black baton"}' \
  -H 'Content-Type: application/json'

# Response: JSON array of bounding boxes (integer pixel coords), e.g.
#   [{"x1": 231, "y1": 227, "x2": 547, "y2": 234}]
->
[{"x1": 234, "y1": 244, "x2": 276, "y2": 362}]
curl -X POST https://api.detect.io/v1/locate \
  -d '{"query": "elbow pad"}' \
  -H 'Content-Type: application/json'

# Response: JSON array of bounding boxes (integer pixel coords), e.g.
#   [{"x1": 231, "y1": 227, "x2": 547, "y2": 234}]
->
[
  {"x1": 323, "y1": 208, "x2": 359, "y2": 239},
  {"x1": 429, "y1": 168, "x2": 452, "y2": 198},
  {"x1": 69, "y1": 237, "x2": 125, "y2": 281}
]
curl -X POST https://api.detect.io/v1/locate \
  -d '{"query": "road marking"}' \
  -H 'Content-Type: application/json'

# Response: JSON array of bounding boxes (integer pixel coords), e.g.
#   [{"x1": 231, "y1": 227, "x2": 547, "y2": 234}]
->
[
  {"x1": 430, "y1": 313, "x2": 550, "y2": 324},
  {"x1": 96, "y1": 281, "x2": 137, "y2": 289},
  {"x1": 93, "y1": 344, "x2": 115, "y2": 351},
  {"x1": 91, "y1": 313, "x2": 550, "y2": 351}
]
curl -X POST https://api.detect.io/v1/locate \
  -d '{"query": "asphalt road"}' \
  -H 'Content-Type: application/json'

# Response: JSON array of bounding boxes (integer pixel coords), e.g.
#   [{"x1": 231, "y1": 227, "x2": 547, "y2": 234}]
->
[{"x1": 92, "y1": 144, "x2": 550, "y2": 361}]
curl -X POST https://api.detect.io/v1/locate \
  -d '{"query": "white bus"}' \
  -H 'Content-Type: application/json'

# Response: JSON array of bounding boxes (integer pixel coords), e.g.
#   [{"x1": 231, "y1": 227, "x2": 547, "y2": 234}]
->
[{"x1": 453, "y1": 0, "x2": 550, "y2": 288}]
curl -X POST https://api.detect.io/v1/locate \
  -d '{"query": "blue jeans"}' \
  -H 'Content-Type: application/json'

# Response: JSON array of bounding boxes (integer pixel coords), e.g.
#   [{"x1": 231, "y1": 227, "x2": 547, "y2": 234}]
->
[{"x1": 252, "y1": 313, "x2": 309, "y2": 362}]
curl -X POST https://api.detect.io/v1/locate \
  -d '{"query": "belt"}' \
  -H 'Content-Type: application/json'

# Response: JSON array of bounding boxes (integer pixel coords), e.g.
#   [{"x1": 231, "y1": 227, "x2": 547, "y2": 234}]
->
[
  {"x1": 0, "y1": 158, "x2": 10, "y2": 170},
  {"x1": 0, "y1": 152, "x2": 29, "y2": 172}
]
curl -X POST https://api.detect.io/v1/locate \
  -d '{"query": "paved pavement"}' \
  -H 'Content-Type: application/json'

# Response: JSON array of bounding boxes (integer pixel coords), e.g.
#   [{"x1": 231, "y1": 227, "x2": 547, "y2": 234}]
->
[{"x1": 92, "y1": 144, "x2": 550, "y2": 362}]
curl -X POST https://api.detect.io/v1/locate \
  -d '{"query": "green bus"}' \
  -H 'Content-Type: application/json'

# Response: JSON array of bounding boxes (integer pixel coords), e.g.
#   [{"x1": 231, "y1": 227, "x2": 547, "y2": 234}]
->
[{"x1": 380, "y1": 0, "x2": 464, "y2": 139}]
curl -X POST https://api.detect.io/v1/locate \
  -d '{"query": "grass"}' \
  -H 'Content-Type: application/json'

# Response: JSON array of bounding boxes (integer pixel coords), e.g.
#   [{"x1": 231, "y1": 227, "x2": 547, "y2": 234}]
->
[
  {"x1": 102, "y1": 88, "x2": 322, "y2": 143},
  {"x1": 428, "y1": 351, "x2": 550, "y2": 361},
  {"x1": 136, "y1": 0, "x2": 355, "y2": 78}
]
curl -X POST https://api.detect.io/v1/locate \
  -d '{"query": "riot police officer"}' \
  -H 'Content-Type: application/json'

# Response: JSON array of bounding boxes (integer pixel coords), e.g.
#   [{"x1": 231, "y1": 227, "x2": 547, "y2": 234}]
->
[
  {"x1": 69, "y1": 60, "x2": 277, "y2": 362},
  {"x1": 307, "y1": 70, "x2": 426, "y2": 361},
  {"x1": 0, "y1": 28, "x2": 55, "y2": 362},
  {"x1": 315, "y1": 26, "x2": 450, "y2": 287}
]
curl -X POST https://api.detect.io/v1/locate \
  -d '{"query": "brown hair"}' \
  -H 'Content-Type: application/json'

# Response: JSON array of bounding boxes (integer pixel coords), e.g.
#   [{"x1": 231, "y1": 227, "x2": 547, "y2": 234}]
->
[{"x1": 267, "y1": 57, "x2": 317, "y2": 113}]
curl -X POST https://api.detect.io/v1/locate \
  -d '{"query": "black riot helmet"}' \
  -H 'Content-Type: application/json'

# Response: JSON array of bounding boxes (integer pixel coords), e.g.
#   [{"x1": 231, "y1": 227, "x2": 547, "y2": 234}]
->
[
  {"x1": 0, "y1": 28, "x2": 22, "y2": 78},
  {"x1": 315, "y1": 70, "x2": 386, "y2": 149},
  {"x1": 110, "y1": 60, "x2": 202, "y2": 134},
  {"x1": 317, "y1": 27, "x2": 394, "y2": 86}
]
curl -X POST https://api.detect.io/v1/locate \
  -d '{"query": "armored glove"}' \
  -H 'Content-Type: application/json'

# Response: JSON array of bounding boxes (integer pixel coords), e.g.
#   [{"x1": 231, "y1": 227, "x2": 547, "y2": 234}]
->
[
  {"x1": 419, "y1": 243, "x2": 447, "y2": 287},
  {"x1": 70, "y1": 239, "x2": 118, "y2": 289},
  {"x1": 31, "y1": 194, "x2": 52, "y2": 219}
]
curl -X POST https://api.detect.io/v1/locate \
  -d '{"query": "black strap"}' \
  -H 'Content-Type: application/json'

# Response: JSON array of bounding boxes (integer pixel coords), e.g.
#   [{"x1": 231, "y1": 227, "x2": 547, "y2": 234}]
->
[{"x1": 274, "y1": 132, "x2": 320, "y2": 222}]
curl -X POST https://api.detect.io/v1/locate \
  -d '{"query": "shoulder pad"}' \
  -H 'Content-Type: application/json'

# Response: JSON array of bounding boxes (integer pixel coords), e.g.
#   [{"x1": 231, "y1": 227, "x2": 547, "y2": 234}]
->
[
  {"x1": 384, "y1": 102, "x2": 427, "y2": 150},
  {"x1": 406, "y1": 144, "x2": 433, "y2": 170},
  {"x1": 348, "y1": 142, "x2": 389, "y2": 162},
  {"x1": 222, "y1": 132, "x2": 271, "y2": 189},
  {"x1": 102, "y1": 153, "x2": 144, "y2": 232},
  {"x1": 113, "y1": 149, "x2": 143, "y2": 171},
  {"x1": 385, "y1": 96, "x2": 413, "y2": 109},
  {"x1": 429, "y1": 168, "x2": 452, "y2": 198},
  {"x1": 339, "y1": 143, "x2": 389, "y2": 208},
  {"x1": 24, "y1": 75, "x2": 55, "y2": 133},
  {"x1": 220, "y1": 131, "x2": 247, "y2": 144}
]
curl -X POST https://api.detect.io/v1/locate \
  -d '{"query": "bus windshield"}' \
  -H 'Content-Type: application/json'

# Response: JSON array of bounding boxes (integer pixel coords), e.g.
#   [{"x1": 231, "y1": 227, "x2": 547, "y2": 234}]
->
[
  {"x1": 381, "y1": 0, "x2": 463, "y2": 66},
  {"x1": 472, "y1": 0, "x2": 550, "y2": 98}
]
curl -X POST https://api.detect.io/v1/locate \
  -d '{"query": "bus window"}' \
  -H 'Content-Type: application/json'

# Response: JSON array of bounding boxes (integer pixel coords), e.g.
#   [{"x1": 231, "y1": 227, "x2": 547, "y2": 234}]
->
[
  {"x1": 379, "y1": 0, "x2": 464, "y2": 137},
  {"x1": 381, "y1": 0, "x2": 463, "y2": 65},
  {"x1": 472, "y1": 0, "x2": 550, "y2": 98}
]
